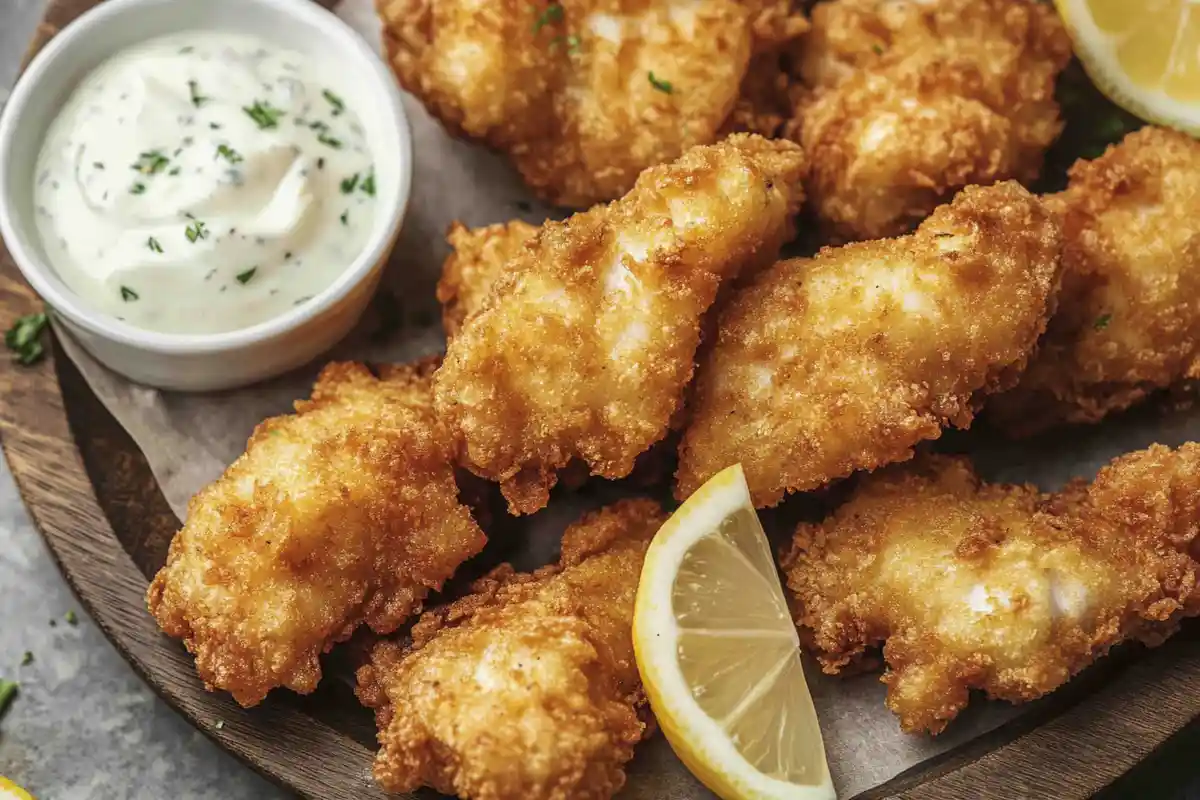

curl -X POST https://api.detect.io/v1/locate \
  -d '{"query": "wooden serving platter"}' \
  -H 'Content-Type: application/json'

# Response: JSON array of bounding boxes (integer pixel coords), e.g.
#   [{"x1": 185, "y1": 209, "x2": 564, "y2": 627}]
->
[{"x1": 4, "y1": 1, "x2": 1200, "y2": 799}]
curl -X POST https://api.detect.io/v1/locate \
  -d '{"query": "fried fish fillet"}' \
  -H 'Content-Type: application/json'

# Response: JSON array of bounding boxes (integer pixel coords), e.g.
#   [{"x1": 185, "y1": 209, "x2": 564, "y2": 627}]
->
[
  {"x1": 378, "y1": 0, "x2": 807, "y2": 207},
  {"x1": 988, "y1": 127, "x2": 1200, "y2": 435},
  {"x1": 783, "y1": 444, "x2": 1200, "y2": 735},
  {"x1": 435, "y1": 135, "x2": 807, "y2": 515},
  {"x1": 676, "y1": 182, "x2": 1063, "y2": 507},
  {"x1": 793, "y1": 0, "x2": 1071, "y2": 241},
  {"x1": 147, "y1": 362, "x2": 486, "y2": 707},
  {"x1": 438, "y1": 220, "x2": 541, "y2": 340},
  {"x1": 356, "y1": 499, "x2": 666, "y2": 800}
]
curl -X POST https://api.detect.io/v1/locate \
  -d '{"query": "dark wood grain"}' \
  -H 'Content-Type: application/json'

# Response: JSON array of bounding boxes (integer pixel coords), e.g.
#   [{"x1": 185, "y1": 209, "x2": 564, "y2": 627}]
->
[{"x1": 2, "y1": 2, "x2": 1199, "y2": 800}]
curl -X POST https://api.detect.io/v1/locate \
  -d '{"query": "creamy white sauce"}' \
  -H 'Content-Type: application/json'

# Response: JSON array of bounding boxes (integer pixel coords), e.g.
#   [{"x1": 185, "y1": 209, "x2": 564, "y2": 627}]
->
[{"x1": 33, "y1": 32, "x2": 378, "y2": 335}]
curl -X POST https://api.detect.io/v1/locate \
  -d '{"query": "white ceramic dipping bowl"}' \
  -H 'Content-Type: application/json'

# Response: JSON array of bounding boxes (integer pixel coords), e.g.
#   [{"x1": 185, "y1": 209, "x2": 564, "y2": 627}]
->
[{"x1": 0, "y1": 0, "x2": 412, "y2": 391}]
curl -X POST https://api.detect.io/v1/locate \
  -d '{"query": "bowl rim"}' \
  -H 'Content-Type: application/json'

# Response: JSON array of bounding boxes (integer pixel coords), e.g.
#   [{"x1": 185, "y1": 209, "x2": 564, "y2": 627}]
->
[{"x1": 0, "y1": 0, "x2": 413, "y2": 355}]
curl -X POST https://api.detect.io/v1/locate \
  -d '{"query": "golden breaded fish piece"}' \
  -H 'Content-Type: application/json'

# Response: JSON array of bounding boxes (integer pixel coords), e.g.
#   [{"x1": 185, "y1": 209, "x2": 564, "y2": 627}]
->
[
  {"x1": 356, "y1": 499, "x2": 666, "y2": 800},
  {"x1": 677, "y1": 182, "x2": 1063, "y2": 507},
  {"x1": 147, "y1": 362, "x2": 486, "y2": 707},
  {"x1": 378, "y1": 0, "x2": 806, "y2": 207},
  {"x1": 783, "y1": 444, "x2": 1200, "y2": 734},
  {"x1": 793, "y1": 0, "x2": 1071, "y2": 241},
  {"x1": 434, "y1": 135, "x2": 806, "y2": 515},
  {"x1": 988, "y1": 127, "x2": 1200, "y2": 435},
  {"x1": 438, "y1": 220, "x2": 541, "y2": 340}
]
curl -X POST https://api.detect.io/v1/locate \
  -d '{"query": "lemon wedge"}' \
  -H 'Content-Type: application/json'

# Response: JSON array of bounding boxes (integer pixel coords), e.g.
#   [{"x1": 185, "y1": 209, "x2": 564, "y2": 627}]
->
[
  {"x1": 0, "y1": 777, "x2": 34, "y2": 800},
  {"x1": 1056, "y1": 0, "x2": 1200, "y2": 134},
  {"x1": 633, "y1": 464, "x2": 834, "y2": 800}
]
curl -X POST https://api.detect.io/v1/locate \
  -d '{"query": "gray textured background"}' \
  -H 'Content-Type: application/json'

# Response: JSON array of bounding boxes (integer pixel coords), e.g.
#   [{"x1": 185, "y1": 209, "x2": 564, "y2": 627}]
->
[{"x1": 0, "y1": 2, "x2": 287, "y2": 797}]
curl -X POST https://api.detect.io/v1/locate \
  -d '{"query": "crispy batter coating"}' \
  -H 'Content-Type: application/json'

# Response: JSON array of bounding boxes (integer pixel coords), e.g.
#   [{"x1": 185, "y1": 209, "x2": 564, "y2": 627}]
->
[
  {"x1": 438, "y1": 220, "x2": 541, "y2": 340},
  {"x1": 988, "y1": 128, "x2": 1200, "y2": 435},
  {"x1": 356, "y1": 499, "x2": 666, "y2": 800},
  {"x1": 435, "y1": 135, "x2": 806, "y2": 515},
  {"x1": 783, "y1": 444, "x2": 1200, "y2": 735},
  {"x1": 378, "y1": 0, "x2": 806, "y2": 207},
  {"x1": 792, "y1": 0, "x2": 1071, "y2": 241},
  {"x1": 676, "y1": 182, "x2": 1063, "y2": 507},
  {"x1": 146, "y1": 362, "x2": 486, "y2": 707}
]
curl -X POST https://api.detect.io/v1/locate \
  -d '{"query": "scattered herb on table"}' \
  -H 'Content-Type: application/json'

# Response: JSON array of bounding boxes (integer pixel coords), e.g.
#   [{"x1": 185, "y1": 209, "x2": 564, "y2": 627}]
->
[
  {"x1": 20, "y1": 652, "x2": 33, "y2": 666},
  {"x1": 64, "y1": 610, "x2": 78, "y2": 626},
  {"x1": 0, "y1": 680, "x2": 16, "y2": 719},
  {"x1": 6, "y1": 312, "x2": 49, "y2": 366}
]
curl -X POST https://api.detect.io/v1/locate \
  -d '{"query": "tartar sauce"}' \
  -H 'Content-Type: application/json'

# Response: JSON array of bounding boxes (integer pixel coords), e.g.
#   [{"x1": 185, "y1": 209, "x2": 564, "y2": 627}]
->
[{"x1": 33, "y1": 32, "x2": 379, "y2": 335}]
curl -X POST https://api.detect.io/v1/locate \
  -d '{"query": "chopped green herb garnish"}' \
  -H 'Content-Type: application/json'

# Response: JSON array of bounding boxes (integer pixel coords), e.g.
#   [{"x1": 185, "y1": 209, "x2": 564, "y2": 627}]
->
[
  {"x1": 188, "y1": 79, "x2": 209, "y2": 108},
  {"x1": 132, "y1": 150, "x2": 170, "y2": 175},
  {"x1": 210, "y1": 122, "x2": 222, "y2": 130},
  {"x1": 309, "y1": 120, "x2": 329, "y2": 133},
  {"x1": 316, "y1": 131, "x2": 342, "y2": 149},
  {"x1": 340, "y1": 210, "x2": 349, "y2": 225},
  {"x1": 551, "y1": 34, "x2": 582, "y2": 54},
  {"x1": 0, "y1": 680, "x2": 17, "y2": 719},
  {"x1": 236, "y1": 267, "x2": 258, "y2": 285},
  {"x1": 147, "y1": 237, "x2": 163, "y2": 254},
  {"x1": 20, "y1": 651, "x2": 33, "y2": 666},
  {"x1": 243, "y1": 100, "x2": 284, "y2": 130},
  {"x1": 169, "y1": 167, "x2": 182, "y2": 176},
  {"x1": 871, "y1": 43, "x2": 884, "y2": 55},
  {"x1": 130, "y1": 182, "x2": 147, "y2": 195},
  {"x1": 323, "y1": 89, "x2": 345, "y2": 116},
  {"x1": 340, "y1": 173, "x2": 359, "y2": 194},
  {"x1": 360, "y1": 170, "x2": 376, "y2": 197},
  {"x1": 93, "y1": 161, "x2": 105, "y2": 170},
  {"x1": 533, "y1": 3, "x2": 564, "y2": 33},
  {"x1": 120, "y1": 286, "x2": 139, "y2": 302},
  {"x1": 1094, "y1": 313, "x2": 1112, "y2": 330},
  {"x1": 185, "y1": 219, "x2": 209, "y2": 243},
  {"x1": 5, "y1": 312, "x2": 48, "y2": 366},
  {"x1": 648, "y1": 71, "x2": 673, "y2": 94},
  {"x1": 216, "y1": 144, "x2": 244, "y2": 164},
  {"x1": 64, "y1": 610, "x2": 78, "y2": 625},
  {"x1": 179, "y1": 45, "x2": 195, "y2": 54}
]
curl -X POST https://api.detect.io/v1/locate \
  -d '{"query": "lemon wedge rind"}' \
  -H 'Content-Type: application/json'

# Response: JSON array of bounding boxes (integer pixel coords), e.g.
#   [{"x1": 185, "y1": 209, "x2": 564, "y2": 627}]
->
[
  {"x1": 634, "y1": 465, "x2": 835, "y2": 800},
  {"x1": 1056, "y1": 0, "x2": 1200, "y2": 136}
]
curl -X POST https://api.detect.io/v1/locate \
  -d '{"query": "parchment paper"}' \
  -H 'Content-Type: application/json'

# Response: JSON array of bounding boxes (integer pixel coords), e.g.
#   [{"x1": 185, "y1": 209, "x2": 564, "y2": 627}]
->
[{"x1": 50, "y1": 3, "x2": 1200, "y2": 797}]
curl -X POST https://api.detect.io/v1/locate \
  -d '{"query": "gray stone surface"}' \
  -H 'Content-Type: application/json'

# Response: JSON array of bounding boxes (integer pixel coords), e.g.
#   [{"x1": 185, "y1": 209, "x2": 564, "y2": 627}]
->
[{"x1": 0, "y1": 3, "x2": 287, "y2": 797}]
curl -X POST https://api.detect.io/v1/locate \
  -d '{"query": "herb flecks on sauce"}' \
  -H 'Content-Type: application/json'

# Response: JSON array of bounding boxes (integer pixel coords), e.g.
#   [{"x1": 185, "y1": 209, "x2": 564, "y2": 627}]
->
[
  {"x1": 236, "y1": 267, "x2": 258, "y2": 284},
  {"x1": 185, "y1": 219, "x2": 209, "y2": 243},
  {"x1": 244, "y1": 100, "x2": 284, "y2": 130}
]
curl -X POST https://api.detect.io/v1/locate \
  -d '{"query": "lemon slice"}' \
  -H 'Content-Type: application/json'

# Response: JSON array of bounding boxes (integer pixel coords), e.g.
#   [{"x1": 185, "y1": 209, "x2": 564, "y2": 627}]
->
[
  {"x1": 0, "y1": 777, "x2": 34, "y2": 800},
  {"x1": 633, "y1": 464, "x2": 834, "y2": 800},
  {"x1": 1056, "y1": 0, "x2": 1200, "y2": 134}
]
